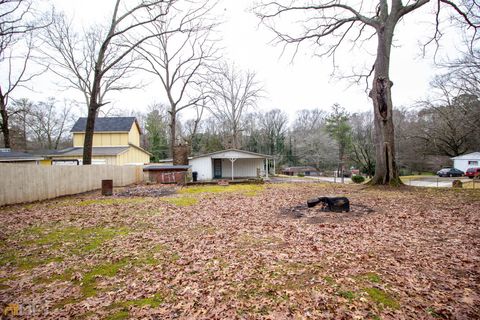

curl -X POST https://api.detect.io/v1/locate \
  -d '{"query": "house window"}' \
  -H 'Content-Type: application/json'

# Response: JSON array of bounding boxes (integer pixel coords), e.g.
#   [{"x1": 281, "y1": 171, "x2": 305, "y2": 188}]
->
[{"x1": 468, "y1": 160, "x2": 478, "y2": 166}]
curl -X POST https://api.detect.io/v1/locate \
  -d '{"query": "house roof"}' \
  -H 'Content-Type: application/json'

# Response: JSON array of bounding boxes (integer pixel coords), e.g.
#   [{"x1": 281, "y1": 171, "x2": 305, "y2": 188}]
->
[
  {"x1": 0, "y1": 149, "x2": 43, "y2": 162},
  {"x1": 451, "y1": 152, "x2": 480, "y2": 160},
  {"x1": 47, "y1": 144, "x2": 152, "y2": 158},
  {"x1": 70, "y1": 117, "x2": 141, "y2": 134},
  {"x1": 49, "y1": 146, "x2": 130, "y2": 157},
  {"x1": 192, "y1": 149, "x2": 273, "y2": 159}
]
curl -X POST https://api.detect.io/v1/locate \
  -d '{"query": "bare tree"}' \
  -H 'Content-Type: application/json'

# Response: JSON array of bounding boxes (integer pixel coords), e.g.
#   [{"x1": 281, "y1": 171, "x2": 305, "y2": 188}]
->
[
  {"x1": 257, "y1": 1, "x2": 479, "y2": 185},
  {"x1": 349, "y1": 111, "x2": 375, "y2": 177},
  {"x1": 0, "y1": 0, "x2": 46, "y2": 148},
  {"x1": 289, "y1": 108, "x2": 336, "y2": 169},
  {"x1": 41, "y1": 0, "x2": 178, "y2": 164},
  {"x1": 27, "y1": 98, "x2": 74, "y2": 150},
  {"x1": 207, "y1": 63, "x2": 262, "y2": 149},
  {"x1": 413, "y1": 94, "x2": 480, "y2": 157},
  {"x1": 137, "y1": 1, "x2": 218, "y2": 160},
  {"x1": 258, "y1": 109, "x2": 288, "y2": 156},
  {"x1": 438, "y1": 47, "x2": 480, "y2": 97}
]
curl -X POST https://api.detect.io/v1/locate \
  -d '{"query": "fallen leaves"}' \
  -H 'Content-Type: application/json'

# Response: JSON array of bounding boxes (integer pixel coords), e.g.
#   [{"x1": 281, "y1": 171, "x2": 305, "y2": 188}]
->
[{"x1": 0, "y1": 183, "x2": 479, "y2": 319}]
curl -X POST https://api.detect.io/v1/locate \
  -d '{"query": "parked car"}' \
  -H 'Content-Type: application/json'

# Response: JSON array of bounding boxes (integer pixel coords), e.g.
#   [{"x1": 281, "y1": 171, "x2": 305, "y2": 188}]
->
[
  {"x1": 436, "y1": 168, "x2": 464, "y2": 177},
  {"x1": 465, "y1": 167, "x2": 480, "y2": 179}
]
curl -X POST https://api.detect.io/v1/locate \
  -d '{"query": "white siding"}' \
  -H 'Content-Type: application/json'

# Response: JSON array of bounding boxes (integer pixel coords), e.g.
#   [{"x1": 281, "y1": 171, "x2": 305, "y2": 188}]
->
[
  {"x1": 221, "y1": 158, "x2": 263, "y2": 178},
  {"x1": 454, "y1": 159, "x2": 480, "y2": 172},
  {"x1": 190, "y1": 157, "x2": 213, "y2": 181}
]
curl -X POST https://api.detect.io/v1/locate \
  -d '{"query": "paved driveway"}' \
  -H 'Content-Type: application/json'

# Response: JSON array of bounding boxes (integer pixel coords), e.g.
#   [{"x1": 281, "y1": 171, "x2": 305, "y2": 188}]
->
[{"x1": 404, "y1": 177, "x2": 471, "y2": 188}]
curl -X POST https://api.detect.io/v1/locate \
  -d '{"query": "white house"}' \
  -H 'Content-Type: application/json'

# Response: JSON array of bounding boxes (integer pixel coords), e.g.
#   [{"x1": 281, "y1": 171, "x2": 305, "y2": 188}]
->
[
  {"x1": 451, "y1": 152, "x2": 480, "y2": 172},
  {"x1": 189, "y1": 149, "x2": 273, "y2": 181}
]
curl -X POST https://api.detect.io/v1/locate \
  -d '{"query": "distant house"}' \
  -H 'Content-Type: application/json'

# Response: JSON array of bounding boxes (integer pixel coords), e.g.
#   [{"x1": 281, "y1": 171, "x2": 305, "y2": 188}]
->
[
  {"x1": 0, "y1": 149, "x2": 43, "y2": 164},
  {"x1": 282, "y1": 166, "x2": 319, "y2": 176},
  {"x1": 451, "y1": 152, "x2": 480, "y2": 172},
  {"x1": 160, "y1": 149, "x2": 273, "y2": 181},
  {"x1": 46, "y1": 117, "x2": 151, "y2": 165}
]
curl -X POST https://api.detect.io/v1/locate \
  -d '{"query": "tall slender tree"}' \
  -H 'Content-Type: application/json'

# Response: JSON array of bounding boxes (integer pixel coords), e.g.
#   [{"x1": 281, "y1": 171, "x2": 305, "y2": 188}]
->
[
  {"x1": 325, "y1": 104, "x2": 352, "y2": 174},
  {"x1": 137, "y1": 0, "x2": 218, "y2": 161},
  {"x1": 207, "y1": 63, "x2": 262, "y2": 149}
]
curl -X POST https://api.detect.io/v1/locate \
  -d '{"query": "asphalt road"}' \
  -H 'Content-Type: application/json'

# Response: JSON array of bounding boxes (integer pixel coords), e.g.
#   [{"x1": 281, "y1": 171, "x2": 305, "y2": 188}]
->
[{"x1": 270, "y1": 176, "x2": 475, "y2": 188}]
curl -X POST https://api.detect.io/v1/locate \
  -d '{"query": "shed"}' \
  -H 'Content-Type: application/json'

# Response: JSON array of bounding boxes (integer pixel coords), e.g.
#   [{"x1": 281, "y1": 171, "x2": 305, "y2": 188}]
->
[
  {"x1": 451, "y1": 152, "x2": 480, "y2": 172},
  {"x1": 189, "y1": 149, "x2": 273, "y2": 181},
  {"x1": 143, "y1": 165, "x2": 190, "y2": 184}
]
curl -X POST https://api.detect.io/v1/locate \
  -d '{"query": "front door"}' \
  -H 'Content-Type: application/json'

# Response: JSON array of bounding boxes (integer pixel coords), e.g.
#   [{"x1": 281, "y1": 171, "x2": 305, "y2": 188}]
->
[{"x1": 213, "y1": 159, "x2": 222, "y2": 178}]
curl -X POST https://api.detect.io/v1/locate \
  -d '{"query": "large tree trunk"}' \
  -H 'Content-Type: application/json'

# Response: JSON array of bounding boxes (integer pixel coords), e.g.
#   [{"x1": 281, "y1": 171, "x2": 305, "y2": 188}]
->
[
  {"x1": 0, "y1": 112, "x2": 10, "y2": 149},
  {"x1": 0, "y1": 94, "x2": 11, "y2": 148},
  {"x1": 82, "y1": 106, "x2": 96, "y2": 165},
  {"x1": 369, "y1": 26, "x2": 401, "y2": 185},
  {"x1": 83, "y1": 74, "x2": 101, "y2": 165}
]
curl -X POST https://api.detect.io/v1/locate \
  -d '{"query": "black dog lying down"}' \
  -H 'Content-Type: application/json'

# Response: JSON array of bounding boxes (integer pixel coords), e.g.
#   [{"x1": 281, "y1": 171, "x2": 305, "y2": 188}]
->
[{"x1": 307, "y1": 197, "x2": 350, "y2": 212}]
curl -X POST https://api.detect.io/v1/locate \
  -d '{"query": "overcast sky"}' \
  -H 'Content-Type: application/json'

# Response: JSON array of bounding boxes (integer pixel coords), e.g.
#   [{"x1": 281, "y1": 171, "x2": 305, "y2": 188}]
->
[{"x1": 24, "y1": 0, "x2": 464, "y2": 120}]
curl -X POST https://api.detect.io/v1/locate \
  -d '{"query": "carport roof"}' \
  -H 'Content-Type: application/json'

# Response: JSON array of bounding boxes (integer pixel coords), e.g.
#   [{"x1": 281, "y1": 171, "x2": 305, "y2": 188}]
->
[
  {"x1": 451, "y1": 152, "x2": 480, "y2": 160},
  {"x1": 192, "y1": 149, "x2": 273, "y2": 159}
]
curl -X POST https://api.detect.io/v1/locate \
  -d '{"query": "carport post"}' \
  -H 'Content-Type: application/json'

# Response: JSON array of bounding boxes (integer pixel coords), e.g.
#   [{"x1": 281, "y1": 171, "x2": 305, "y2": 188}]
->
[
  {"x1": 265, "y1": 158, "x2": 269, "y2": 178},
  {"x1": 229, "y1": 158, "x2": 236, "y2": 181}
]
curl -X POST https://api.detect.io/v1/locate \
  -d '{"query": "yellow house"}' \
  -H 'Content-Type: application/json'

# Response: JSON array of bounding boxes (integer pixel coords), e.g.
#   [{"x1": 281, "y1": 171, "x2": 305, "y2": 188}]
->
[{"x1": 47, "y1": 117, "x2": 151, "y2": 165}]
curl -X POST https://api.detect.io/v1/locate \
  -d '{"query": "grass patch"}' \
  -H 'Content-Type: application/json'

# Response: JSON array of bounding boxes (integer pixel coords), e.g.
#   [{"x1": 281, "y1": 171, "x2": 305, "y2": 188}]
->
[
  {"x1": 237, "y1": 234, "x2": 282, "y2": 247},
  {"x1": 77, "y1": 198, "x2": 146, "y2": 206},
  {"x1": 0, "y1": 250, "x2": 63, "y2": 270},
  {"x1": 188, "y1": 224, "x2": 217, "y2": 236},
  {"x1": 426, "y1": 307, "x2": 444, "y2": 318},
  {"x1": 50, "y1": 197, "x2": 146, "y2": 208},
  {"x1": 364, "y1": 287, "x2": 399, "y2": 309},
  {"x1": 122, "y1": 293, "x2": 164, "y2": 308},
  {"x1": 323, "y1": 276, "x2": 336, "y2": 285},
  {"x1": 30, "y1": 226, "x2": 129, "y2": 253},
  {"x1": 34, "y1": 268, "x2": 74, "y2": 284},
  {"x1": 105, "y1": 310, "x2": 129, "y2": 320},
  {"x1": 0, "y1": 226, "x2": 128, "y2": 271},
  {"x1": 82, "y1": 260, "x2": 128, "y2": 297},
  {"x1": 338, "y1": 290, "x2": 356, "y2": 300},
  {"x1": 235, "y1": 261, "x2": 324, "y2": 303},
  {"x1": 161, "y1": 196, "x2": 198, "y2": 206},
  {"x1": 400, "y1": 173, "x2": 434, "y2": 179},
  {"x1": 179, "y1": 184, "x2": 264, "y2": 196},
  {"x1": 355, "y1": 272, "x2": 382, "y2": 284}
]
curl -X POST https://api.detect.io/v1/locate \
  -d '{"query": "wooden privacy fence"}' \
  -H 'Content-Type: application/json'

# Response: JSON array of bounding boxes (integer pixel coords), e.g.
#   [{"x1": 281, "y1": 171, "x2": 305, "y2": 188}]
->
[{"x1": 0, "y1": 164, "x2": 143, "y2": 206}]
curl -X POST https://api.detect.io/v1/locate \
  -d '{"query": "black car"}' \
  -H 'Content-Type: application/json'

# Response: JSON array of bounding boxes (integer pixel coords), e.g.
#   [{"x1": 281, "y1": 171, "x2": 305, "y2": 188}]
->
[{"x1": 436, "y1": 168, "x2": 464, "y2": 177}]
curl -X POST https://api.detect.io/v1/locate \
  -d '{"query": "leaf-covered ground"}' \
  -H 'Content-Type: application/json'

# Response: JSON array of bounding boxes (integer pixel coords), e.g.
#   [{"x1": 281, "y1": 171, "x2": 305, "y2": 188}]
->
[{"x1": 0, "y1": 183, "x2": 479, "y2": 319}]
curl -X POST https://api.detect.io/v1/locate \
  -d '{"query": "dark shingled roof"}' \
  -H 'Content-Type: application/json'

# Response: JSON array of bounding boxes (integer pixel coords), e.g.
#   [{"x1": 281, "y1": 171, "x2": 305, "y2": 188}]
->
[
  {"x1": 0, "y1": 150, "x2": 43, "y2": 161},
  {"x1": 70, "y1": 117, "x2": 138, "y2": 133}
]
